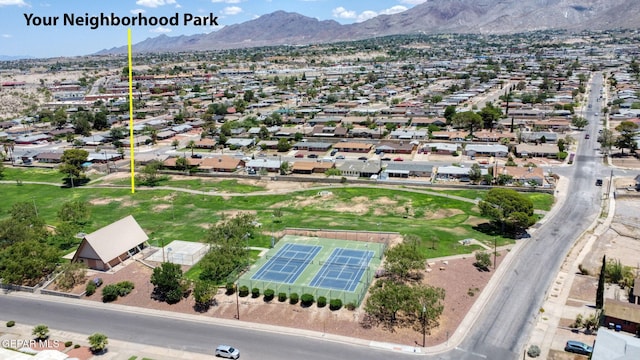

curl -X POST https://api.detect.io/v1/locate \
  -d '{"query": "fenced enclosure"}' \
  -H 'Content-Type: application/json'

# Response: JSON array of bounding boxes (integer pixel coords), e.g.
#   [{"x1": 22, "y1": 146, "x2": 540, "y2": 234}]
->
[{"x1": 237, "y1": 235, "x2": 383, "y2": 306}]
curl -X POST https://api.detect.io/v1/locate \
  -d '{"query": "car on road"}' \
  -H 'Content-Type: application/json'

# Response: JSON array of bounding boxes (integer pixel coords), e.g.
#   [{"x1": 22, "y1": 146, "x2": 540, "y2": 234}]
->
[
  {"x1": 564, "y1": 340, "x2": 592, "y2": 355},
  {"x1": 307, "y1": 154, "x2": 318, "y2": 158},
  {"x1": 381, "y1": 157, "x2": 391, "y2": 161},
  {"x1": 294, "y1": 153, "x2": 304, "y2": 158},
  {"x1": 393, "y1": 157, "x2": 404, "y2": 161},
  {"x1": 595, "y1": 179, "x2": 603, "y2": 186},
  {"x1": 357, "y1": 156, "x2": 368, "y2": 161},
  {"x1": 336, "y1": 155, "x2": 345, "y2": 159},
  {"x1": 585, "y1": 134, "x2": 590, "y2": 139},
  {"x1": 215, "y1": 345, "x2": 240, "y2": 359},
  {"x1": 191, "y1": 154, "x2": 202, "y2": 159}
]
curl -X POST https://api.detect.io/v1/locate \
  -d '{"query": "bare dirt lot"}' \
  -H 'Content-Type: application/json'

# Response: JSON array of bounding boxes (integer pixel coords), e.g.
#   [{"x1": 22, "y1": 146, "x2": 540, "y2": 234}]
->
[{"x1": 80, "y1": 249, "x2": 506, "y2": 347}]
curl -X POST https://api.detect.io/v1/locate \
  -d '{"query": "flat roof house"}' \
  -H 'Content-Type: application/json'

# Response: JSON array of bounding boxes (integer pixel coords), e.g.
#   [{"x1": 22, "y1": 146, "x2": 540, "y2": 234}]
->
[{"x1": 72, "y1": 215, "x2": 149, "y2": 271}]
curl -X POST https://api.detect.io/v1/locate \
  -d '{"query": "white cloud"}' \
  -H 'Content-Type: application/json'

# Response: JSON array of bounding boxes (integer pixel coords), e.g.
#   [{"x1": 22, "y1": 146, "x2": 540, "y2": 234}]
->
[
  {"x1": 130, "y1": 8, "x2": 146, "y2": 15},
  {"x1": 332, "y1": 6, "x2": 356, "y2": 20},
  {"x1": 221, "y1": 6, "x2": 242, "y2": 15},
  {"x1": 2, "y1": 34, "x2": 12, "y2": 38},
  {"x1": 399, "y1": 0, "x2": 427, "y2": 5},
  {"x1": 135, "y1": 0, "x2": 176, "y2": 8},
  {"x1": 150, "y1": 26, "x2": 172, "y2": 33},
  {"x1": 211, "y1": 0, "x2": 241, "y2": 3},
  {"x1": 0, "y1": 0, "x2": 29, "y2": 7},
  {"x1": 379, "y1": 5, "x2": 407, "y2": 15},
  {"x1": 357, "y1": 10, "x2": 378, "y2": 22},
  {"x1": 334, "y1": 5, "x2": 409, "y2": 23}
]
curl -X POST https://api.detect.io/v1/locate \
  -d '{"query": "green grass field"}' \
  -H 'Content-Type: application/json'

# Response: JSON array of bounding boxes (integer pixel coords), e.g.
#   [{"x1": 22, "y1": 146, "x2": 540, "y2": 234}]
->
[{"x1": 0, "y1": 168, "x2": 555, "y2": 258}]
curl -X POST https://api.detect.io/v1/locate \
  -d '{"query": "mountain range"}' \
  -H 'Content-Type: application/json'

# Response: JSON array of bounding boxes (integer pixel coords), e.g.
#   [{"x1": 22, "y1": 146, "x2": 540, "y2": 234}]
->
[{"x1": 97, "y1": 0, "x2": 640, "y2": 55}]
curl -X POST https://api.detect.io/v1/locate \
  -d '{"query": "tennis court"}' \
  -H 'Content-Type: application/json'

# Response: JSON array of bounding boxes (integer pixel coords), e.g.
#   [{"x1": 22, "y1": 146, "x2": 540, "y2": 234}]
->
[
  {"x1": 250, "y1": 243, "x2": 322, "y2": 284},
  {"x1": 238, "y1": 235, "x2": 384, "y2": 305},
  {"x1": 310, "y1": 248, "x2": 374, "y2": 292}
]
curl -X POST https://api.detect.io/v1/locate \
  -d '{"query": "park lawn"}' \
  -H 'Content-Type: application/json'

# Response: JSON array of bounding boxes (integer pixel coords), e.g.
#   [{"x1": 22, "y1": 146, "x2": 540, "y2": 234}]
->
[
  {"x1": 106, "y1": 177, "x2": 266, "y2": 193},
  {"x1": 1, "y1": 167, "x2": 67, "y2": 184},
  {"x1": 1, "y1": 184, "x2": 517, "y2": 258},
  {"x1": 425, "y1": 188, "x2": 555, "y2": 212}
]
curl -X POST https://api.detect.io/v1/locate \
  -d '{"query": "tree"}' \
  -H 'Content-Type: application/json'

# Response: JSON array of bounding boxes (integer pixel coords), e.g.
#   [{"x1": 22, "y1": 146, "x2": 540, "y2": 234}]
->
[
  {"x1": 193, "y1": 280, "x2": 215, "y2": 312},
  {"x1": 171, "y1": 139, "x2": 180, "y2": 149},
  {"x1": 59, "y1": 149, "x2": 89, "y2": 183},
  {"x1": 187, "y1": 140, "x2": 196, "y2": 156},
  {"x1": 93, "y1": 111, "x2": 109, "y2": 130},
  {"x1": 0, "y1": 240, "x2": 60, "y2": 286},
  {"x1": 57, "y1": 199, "x2": 91, "y2": 225},
  {"x1": 383, "y1": 235, "x2": 425, "y2": 282},
  {"x1": 557, "y1": 138, "x2": 566, "y2": 153},
  {"x1": 88, "y1": 333, "x2": 108, "y2": 353},
  {"x1": 324, "y1": 168, "x2": 342, "y2": 177},
  {"x1": 596, "y1": 255, "x2": 605, "y2": 309},
  {"x1": 150, "y1": 262, "x2": 185, "y2": 304},
  {"x1": 571, "y1": 116, "x2": 588, "y2": 130},
  {"x1": 279, "y1": 161, "x2": 290, "y2": 175},
  {"x1": 55, "y1": 262, "x2": 87, "y2": 291},
  {"x1": 614, "y1": 121, "x2": 639, "y2": 154},
  {"x1": 276, "y1": 138, "x2": 291, "y2": 152},
  {"x1": 52, "y1": 108, "x2": 68, "y2": 128},
  {"x1": 479, "y1": 102, "x2": 503, "y2": 130},
  {"x1": 443, "y1": 105, "x2": 456, "y2": 124},
  {"x1": 452, "y1": 111, "x2": 483, "y2": 137},
  {"x1": 468, "y1": 163, "x2": 483, "y2": 184},
  {"x1": 32, "y1": 324, "x2": 50, "y2": 340},
  {"x1": 474, "y1": 251, "x2": 492, "y2": 271},
  {"x1": 478, "y1": 188, "x2": 536, "y2": 235},
  {"x1": 175, "y1": 156, "x2": 189, "y2": 172},
  {"x1": 137, "y1": 159, "x2": 164, "y2": 187}
]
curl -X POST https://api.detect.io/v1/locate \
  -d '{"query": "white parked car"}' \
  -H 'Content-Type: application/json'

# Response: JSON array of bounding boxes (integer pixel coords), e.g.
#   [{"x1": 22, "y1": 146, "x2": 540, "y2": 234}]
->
[{"x1": 215, "y1": 345, "x2": 240, "y2": 359}]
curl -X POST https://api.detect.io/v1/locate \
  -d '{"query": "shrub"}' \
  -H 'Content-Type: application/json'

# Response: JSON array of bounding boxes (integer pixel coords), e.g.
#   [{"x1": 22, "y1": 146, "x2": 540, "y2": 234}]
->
[
  {"x1": 278, "y1": 292, "x2": 287, "y2": 302},
  {"x1": 329, "y1": 298, "x2": 342, "y2": 311},
  {"x1": 102, "y1": 284, "x2": 120, "y2": 302},
  {"x1": 116, "y1": 281, "x2": 135, "y2": 296},
  {"x1": 32, "y1": 324, "x2": 50, "y2": 340},
  {"x1": 251, "y1": 287, "x2": 260, "y2": 298},
  {"x1": 88, "y1": 333, "x2": 108, "y2": 353},
  {"x1": 346, "y1": 302, "x2": 356, "y2": 311},
  {"x1": 289, "y1": 292, "x2": 299, "y2": 305},
  {"x1": 85, "y1": 281, "x2": 96, "y2": 296},
  {"x1": 527, "y1": 345, "x2": 541, "y2": 358},
  {"x1": 225, "y1": 282, "x2": 235, "y2": 295},
  {"x1": 64, "y1": 341, "x2": 73, "y2": 347},
  {"x1": 74, "y1": 344, "x2": 81, "y2": 349},
  {"x1": 317, "y1": 296, "x2": 327, "y2": 308},
  {"x1": 238, "y1": 285, "x2": 249, "y2": 297},
  {"x1": 263, "y1": 289, "x2": 275, "y2": 301},
  {"x1": 300, "y1": 293, "x2": 314, "y2": 306},
  {"x1": 557, "y1": 151, "x2": 568, "y2": 161},
  {"x1": 6, "y1": 320, "x2": 15, "y2": 327}
]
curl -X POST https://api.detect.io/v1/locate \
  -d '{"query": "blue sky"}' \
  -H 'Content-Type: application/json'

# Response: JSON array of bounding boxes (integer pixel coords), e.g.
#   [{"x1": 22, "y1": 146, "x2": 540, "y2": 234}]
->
[{"x1": 0, "y1": 0, "x2": 427, "y2": 58}]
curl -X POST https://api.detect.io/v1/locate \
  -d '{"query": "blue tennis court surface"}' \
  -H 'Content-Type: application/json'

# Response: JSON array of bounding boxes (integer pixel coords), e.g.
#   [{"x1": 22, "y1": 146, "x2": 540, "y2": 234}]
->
[
  {"x1": 251, "y1": 243, "x2": 322, "y2": 284},
  {"x1": 309, "y1": 248, "x2": 374, "y2": 292}
]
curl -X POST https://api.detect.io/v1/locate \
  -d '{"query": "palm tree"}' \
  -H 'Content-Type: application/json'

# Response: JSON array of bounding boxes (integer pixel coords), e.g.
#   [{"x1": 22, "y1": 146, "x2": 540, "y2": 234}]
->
[{"x1": 187, "y1": 140, "x2": 196, "y2": 157}]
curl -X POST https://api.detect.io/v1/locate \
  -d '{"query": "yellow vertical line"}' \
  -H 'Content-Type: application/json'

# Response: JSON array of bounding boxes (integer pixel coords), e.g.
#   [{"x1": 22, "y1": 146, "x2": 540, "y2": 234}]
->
[{"x1": 128, "y1": 28, "x2": 135, "y2": 193}]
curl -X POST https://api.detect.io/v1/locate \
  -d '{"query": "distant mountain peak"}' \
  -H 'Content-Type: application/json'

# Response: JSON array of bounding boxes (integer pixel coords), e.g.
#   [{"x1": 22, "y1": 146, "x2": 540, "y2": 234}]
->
[{"x1": 96, "y1": 0, "x2": 640, "y2": 55}]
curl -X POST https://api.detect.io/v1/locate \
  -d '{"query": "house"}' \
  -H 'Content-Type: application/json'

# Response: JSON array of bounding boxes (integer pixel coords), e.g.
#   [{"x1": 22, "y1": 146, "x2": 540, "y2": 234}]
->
[
  {"x1": 246, "y1": 158, "x2": 281, "y2": 172},
  {"x1": 602, "y1": 299, "x2": 640, "y2": 335},
  {"x1": 292, "y1": 141, "x2": 333, "y2": 152},
  {"x1": 464, "y1": 144, "x2": 509, "y2": 158},
  {"x1": 435, "y1": 165, "x2": 487, "y2": 182},
  {"x1": 72, "y1": 215, "x2": 149, "y2": 271},
  {"x1": 337, "y1": 160, "x2": 381, "y2": 178},
  {"x1": 421, "y1": 142, "x2": 459, "y2": 155},
  {"x1": 495, "y1": 165, "x2": 546, "y2": 186},
  {"x1": 631, "y1": 277, "x2": 640, "y2": 305},
  {"x1": 291, "y1": 161, "x2": 334, "y2": 174},
  {"x1": 389, "y1": 129, "x2": 427, "y2": 140},
  {"x1": 198, "y1": 156, "x2": 245, "y2": 173},
  {"x1": 34, "y1": 152, "x2": 63, "y2": 164},
  {"x1": 591, "y1": 328, "x2": 640, "y2": 360},
  {"x1": 375, "y1": 141, "x2": 416, "y2": 154},
  {"x1": 382, "y1": 163, "x2": 434, "y2": 179},
  {"x1": 332, "y1": 142, "x2": 373, "y2": 153},
  {"x1": 515, "y1": 143, "x2": 560, "y2": 158}
]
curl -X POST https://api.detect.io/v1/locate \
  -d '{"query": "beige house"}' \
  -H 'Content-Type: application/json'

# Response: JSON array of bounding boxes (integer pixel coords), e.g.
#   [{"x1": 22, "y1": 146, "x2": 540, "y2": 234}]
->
[{"x1": 72, "y1": 215, "x2": 149, "y2": 271}]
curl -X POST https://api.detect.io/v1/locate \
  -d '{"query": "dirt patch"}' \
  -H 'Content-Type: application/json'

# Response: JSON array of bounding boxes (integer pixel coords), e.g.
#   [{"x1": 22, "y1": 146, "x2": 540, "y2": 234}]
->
[
  {"x1": 77, "y1": 248, "x2": 506, "y2": 347},
  {"x1": 427, "y1": 208, "x2": 464, "y2": 219},
  {"x1": 89, "y1": 197, "x2": 119, "y2": 206},
  {"x1": 153, "y1": 204, "x2": 171, "y2": 211},
  {"x1": 464, "y1": 215, "x2": 487, "y2": 226}
]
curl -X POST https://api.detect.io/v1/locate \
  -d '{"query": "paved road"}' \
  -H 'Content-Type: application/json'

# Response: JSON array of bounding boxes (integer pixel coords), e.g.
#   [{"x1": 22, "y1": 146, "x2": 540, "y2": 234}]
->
[
  {"x1": 0, "y1": 294, "x2": 410, "y2": 360},
  {"x1": 436, "y1": 74, "x2": 606, "y2": 360}
]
